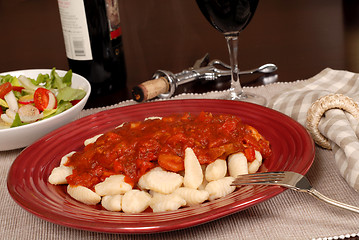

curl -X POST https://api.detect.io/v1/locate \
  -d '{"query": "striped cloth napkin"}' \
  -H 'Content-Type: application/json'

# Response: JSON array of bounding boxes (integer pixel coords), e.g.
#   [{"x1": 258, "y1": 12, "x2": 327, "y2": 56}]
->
[{"x1": 267, "y1": 68, "x2": 359, "y2": 191}]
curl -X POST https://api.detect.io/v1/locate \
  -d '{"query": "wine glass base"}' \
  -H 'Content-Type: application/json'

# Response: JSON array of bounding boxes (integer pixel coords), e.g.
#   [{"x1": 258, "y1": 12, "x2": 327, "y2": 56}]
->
[{"x1": 228, "y1": 92, "x2": 267, "y2": 106}]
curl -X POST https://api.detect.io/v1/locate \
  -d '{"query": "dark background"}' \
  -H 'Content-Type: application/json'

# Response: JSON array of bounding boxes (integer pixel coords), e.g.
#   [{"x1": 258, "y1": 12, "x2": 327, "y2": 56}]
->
[{"x1": 0, "y1": 0, "x2": 358, "y2": 104}]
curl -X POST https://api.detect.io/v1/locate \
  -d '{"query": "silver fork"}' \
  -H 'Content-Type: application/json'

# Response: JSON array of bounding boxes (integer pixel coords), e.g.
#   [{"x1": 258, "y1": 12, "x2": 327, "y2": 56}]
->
[{"x1": 231, "y1": 171, "x2": 359, "y2": 213}]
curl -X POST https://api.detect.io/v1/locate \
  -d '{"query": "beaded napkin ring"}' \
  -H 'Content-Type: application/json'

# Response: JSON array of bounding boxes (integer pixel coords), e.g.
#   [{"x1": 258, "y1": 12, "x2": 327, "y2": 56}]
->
[{"x1": 306, "y1": 93, "x2": 359, "y2": 149}]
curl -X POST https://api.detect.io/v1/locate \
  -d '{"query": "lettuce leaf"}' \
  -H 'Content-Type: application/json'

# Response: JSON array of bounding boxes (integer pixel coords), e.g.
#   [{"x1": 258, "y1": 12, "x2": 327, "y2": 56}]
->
[
  {"x1": 10, "y1": 113, "x2": 28, "y2": 128},
  {"x1": 57, "y1": 87, "x2": 86, "y2": 102},
  {"x1": 0, "y1": 99, "x2": 8, "y2": 108},
  {"x1": 54, "y1": 101, "x2": 73, "y2": 115},
  {"x1": 34, "y1": 73, "x2": 52, "y2": 88},
  {"x1": 51, "y1": 68, "x2": 72, "y2": 89},
  {"x1": 0, "y1": 75, "x2": 20, "y2": 86}
]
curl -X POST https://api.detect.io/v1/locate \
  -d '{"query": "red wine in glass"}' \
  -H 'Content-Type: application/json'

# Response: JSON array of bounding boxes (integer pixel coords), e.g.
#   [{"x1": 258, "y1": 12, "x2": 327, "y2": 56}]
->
[{"x1": 196, "y1": 0, "x2": 266, "y2": 105}]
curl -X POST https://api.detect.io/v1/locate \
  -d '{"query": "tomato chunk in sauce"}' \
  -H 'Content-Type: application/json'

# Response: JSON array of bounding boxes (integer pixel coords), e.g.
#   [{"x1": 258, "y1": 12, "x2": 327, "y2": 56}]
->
[{"x1": 65, "y1": 112, "x2": 272, "y2": 189}]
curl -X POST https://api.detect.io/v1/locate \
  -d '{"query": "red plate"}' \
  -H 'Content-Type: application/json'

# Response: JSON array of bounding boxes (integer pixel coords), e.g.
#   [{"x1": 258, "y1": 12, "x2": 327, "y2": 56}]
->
[{"x1": 7, "y1": 99, "x2": 315, "y2": 233}]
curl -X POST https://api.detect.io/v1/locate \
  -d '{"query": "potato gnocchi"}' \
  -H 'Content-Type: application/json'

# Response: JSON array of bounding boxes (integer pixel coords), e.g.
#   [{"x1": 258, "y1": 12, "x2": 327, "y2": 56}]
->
[
  {"x1": 94, "y1": 174, "x2": 132, "y2": 196},
  {"x1": 121, "y1": 190, "x2": 151, "y2": 213},
  {"x1": 101, "y1": 194, "x2": 122, "y2": 211},
  {"x1": 150, "y1": 192, "x2": 187, "y2": 212},
  {"x1": 183, "y1": 148, "x2": 203, "y2": 189},
  {"x1": 139, "y1": 168, "x2": 183, "y2": 194},
  {"x1": 48, "y1": 112, "x2": 271, "y2": 213}
]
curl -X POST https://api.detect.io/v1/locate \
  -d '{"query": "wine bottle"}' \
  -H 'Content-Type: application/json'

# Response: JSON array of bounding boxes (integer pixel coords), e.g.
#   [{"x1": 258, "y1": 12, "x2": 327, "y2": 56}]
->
[{"x1": 57, "y1": 0, "x2": 126, "y2": 102}]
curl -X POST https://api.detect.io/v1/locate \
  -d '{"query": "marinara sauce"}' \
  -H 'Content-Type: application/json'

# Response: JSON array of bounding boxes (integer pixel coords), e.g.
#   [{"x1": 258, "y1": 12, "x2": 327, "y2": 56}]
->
[{"x1": 65, "y1": 112, "x2": 271, "y2": 189}]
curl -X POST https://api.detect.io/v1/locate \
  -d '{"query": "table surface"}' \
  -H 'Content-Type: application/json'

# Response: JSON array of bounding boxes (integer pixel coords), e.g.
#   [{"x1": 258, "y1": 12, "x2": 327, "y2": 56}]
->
[
  {"x1": 1, "y1": 1, "x2": 359, "y2": 239},
  {"x1": 1, "y1": 0, "x2": 359, "y2": 108}
]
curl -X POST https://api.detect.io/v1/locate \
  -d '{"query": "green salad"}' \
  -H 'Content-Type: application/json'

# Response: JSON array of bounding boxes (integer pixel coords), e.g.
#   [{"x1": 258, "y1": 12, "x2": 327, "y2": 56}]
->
[{"x1": 0, "y1": 68, "x2": 86, "y2": 129}]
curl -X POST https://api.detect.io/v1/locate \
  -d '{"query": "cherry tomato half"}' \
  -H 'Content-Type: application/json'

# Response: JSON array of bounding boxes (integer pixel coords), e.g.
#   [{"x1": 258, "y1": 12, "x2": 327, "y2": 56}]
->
[
  {"x1": 34, "y1": 88, "x2": 49, "y2": 111},
  {"x1": 0, "y1": 82, "x2": 12, "y2": 99},
  {"x1": 34, "y1": 88, "x2": 57, "y2": 111}
]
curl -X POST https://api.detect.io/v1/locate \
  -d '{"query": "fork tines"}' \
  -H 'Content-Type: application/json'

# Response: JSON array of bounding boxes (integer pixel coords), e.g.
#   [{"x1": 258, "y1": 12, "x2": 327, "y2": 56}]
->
[{"x1": 231, "y1": 171, "x2": 285, "y2": 186}]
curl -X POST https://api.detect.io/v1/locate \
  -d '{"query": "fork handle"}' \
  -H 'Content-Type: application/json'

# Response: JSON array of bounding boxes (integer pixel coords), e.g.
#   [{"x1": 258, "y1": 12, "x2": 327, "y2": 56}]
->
[{"x1": 308, "y1": 189, "x2": 359, "y2": 213}]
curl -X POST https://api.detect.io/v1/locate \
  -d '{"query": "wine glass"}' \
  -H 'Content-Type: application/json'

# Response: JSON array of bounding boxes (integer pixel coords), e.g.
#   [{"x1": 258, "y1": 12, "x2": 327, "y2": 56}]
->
[{"x1": 196, "y1": 0, "x2": 266, "y2": 105}]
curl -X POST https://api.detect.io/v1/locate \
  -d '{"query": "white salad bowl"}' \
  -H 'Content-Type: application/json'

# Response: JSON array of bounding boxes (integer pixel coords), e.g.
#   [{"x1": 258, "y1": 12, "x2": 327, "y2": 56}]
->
[{"x1": 0, "y1": 69, "x2": 91, "y2": 151}]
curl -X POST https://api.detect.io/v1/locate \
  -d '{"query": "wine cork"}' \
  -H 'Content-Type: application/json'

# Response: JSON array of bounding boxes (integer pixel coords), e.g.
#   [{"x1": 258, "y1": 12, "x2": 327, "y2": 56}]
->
[{"x1": 132, "y1": 77, "x2": 170, "y2": 102}]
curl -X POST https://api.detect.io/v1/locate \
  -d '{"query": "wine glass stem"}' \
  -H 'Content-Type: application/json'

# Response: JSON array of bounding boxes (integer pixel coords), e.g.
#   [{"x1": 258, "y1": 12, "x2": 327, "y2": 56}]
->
[{"x1": 225, "y1": 33, "x2": 244, "y2": 100}]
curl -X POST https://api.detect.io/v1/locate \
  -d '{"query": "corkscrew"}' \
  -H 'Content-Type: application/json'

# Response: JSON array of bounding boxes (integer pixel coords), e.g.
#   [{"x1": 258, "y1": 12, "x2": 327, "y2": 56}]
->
[{"x1": 131, "y1": 54, "x2": 277, "y2": 102}]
